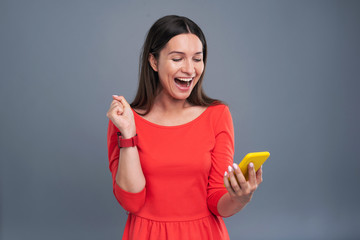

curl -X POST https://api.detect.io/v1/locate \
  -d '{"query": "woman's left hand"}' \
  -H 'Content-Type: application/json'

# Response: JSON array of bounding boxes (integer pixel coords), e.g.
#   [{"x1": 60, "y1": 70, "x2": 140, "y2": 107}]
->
[{"x1": 223, "y1": 163, "x2": 263, "y2": 205}]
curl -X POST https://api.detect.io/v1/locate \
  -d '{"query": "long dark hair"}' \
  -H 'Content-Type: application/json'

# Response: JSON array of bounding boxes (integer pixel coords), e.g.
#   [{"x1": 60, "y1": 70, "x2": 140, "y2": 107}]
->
[{"x1": 130, "y1": 15, "x2": 222, "y2": 115}]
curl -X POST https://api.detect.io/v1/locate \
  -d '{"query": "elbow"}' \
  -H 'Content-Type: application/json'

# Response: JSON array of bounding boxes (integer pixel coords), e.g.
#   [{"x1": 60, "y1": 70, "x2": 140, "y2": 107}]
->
[
  {"x1": 207, "y1": 199, "x2": 224, "y2": 217},
  {"x1": 207, "y1": 190, "x2": 229, "y2": 217},
  {"x1": 117, "y1": 181, "x2": 146, "y2": 194},
  {"x1": 113, "y1": 183, "x2": 146, "y2": 214},
  {"x1": 116, "y1": 174, "x2": 146, "y2": 194}
]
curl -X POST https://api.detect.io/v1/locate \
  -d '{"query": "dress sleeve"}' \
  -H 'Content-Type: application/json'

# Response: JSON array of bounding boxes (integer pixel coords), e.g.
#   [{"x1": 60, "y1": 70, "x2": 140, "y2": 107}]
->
[
  {"x1": 207, "y1": 105, "x2": 234, "y2": 217},
  {"x1": 107, "y1": 119, "x2": 146, "y2": 213}
]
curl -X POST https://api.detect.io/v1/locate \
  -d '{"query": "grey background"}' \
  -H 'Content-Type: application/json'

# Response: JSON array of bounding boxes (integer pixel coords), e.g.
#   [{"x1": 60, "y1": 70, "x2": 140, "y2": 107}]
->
[{"x1": 1, "y1": 0, "x2": 360, "y2": 239}]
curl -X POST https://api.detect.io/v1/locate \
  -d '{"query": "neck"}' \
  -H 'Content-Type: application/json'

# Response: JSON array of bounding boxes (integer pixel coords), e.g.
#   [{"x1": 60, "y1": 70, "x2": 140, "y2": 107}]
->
[{"x1": 153, "y1": 91, "x2": 191, "y2": 114}]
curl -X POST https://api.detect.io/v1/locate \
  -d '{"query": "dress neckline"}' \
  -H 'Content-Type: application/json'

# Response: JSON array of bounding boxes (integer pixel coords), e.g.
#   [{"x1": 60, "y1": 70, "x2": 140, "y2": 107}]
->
[{"x1": 132, "y1": 106, "x2": 211, "y2": 129}]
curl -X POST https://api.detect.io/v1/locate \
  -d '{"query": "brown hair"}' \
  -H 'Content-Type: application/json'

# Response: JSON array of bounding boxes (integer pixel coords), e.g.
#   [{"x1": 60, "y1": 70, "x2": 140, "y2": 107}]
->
[{"x1": 130, "y1": 15, "x2": 222, "y2": 115}]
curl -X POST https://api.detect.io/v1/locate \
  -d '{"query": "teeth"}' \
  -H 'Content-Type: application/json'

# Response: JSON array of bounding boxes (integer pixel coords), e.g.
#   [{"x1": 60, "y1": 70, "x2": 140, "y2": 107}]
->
[
  {"x1": 187, "y1": 81, "x2": 190, "y2": 87},
  {"x1": 177, "y1": 77, "x2": 193, "y2": 82}
]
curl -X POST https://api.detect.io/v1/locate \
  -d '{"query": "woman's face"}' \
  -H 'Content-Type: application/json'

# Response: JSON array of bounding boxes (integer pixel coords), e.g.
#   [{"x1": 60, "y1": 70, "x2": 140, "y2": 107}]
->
[{"x1": 149, "y1": 33, "x2": 204, "y2": 101}]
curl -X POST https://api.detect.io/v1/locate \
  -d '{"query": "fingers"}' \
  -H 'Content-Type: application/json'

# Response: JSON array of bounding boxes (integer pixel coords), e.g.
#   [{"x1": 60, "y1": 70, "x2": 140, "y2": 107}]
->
[
  {"x1": 110, "y1": 100, "x2": 123, "y2": 109},
  {"x1": 233, "y1": 163, "x2": 247, "y2": 190},
  {"x1": 224, "y1": 164, "x2": 249, "y2": 195},
  {"x1": 113, "y1": 95, "x2": 130, "y2": 108},
  {"x1": 229, "y1": 163, "x2": 259, "y2": 192},
  {"x1": 224, "y1": 162, "x2": 262, "y2": 205},
  {"x1": 106, "y1": 96, "x2": 126, "y2": 120},
  {"x1": 112, "y1": 94, "x2": 121, "y2": 100},
  {"x1": 223, "y1": 171, "x2": 236, "y2": 197},
  {"x1": 228, "y1": 165, "x2": 242, "y2": 193},
  {"x1": 248, "y1": 162, "x2": 257, "y2": 186},
  {"x1": 109, "y1": 100, "x2": 124, "y2": 115},
  {"x1": 111, "y1": 95, "x2": 132, "y2": 115},
  {"x1": 256, "y1": 166, "x2": 263, "y2": 185}
]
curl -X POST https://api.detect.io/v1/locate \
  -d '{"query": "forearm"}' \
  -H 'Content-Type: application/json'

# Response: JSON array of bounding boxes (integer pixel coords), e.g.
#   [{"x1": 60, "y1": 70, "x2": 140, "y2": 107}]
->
[
  {"x1": 217, "y1": 192, "x2": 249, "y2": 217},
  {"x1": 116, "y1": 146, "x2": 146, "y2": 193}
]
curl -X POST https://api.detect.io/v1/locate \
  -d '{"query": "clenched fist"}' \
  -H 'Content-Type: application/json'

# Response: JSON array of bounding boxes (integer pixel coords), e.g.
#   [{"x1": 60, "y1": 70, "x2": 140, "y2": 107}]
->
[{"x1": 106, "y1": 95, "x2": 136, "y2": 138}]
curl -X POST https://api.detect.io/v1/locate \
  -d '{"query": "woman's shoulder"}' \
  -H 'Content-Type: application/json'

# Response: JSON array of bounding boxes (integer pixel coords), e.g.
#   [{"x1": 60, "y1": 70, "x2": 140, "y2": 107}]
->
[
  {"x1": 207, "y1": 103, "x2": 230, "y2": 115},
  {"x1": 202, "y1": 103, "x2": 231, "y2": 124}
]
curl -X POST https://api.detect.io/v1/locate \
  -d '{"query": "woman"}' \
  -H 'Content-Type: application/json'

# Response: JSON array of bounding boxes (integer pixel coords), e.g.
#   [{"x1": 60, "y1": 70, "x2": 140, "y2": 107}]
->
[{"x1": 106, "y1": 15, "x2": 263, "y2": 240}]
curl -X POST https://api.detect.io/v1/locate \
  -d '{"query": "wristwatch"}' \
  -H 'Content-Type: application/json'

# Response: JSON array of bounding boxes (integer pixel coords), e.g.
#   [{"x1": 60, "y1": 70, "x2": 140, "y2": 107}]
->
[{"x1": 117, "y1": 132, "x2": 138, "y2": 148}]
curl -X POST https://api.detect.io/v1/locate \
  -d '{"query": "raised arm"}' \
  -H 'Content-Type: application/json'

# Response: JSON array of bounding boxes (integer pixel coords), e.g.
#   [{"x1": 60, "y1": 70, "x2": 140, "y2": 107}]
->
[{"x1": 106, "y1": 95, "x2": 146, "y2": 212}]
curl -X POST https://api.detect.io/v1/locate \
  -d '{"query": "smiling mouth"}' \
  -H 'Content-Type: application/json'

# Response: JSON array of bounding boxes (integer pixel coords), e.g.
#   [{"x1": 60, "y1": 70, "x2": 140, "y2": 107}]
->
[{"x1": 174, "y1": 77, "x2": 193, "y2": 88}]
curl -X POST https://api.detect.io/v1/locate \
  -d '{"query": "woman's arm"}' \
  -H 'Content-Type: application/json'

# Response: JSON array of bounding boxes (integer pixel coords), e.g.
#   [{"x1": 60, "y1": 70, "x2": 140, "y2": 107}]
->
[
  {"x1": 218, "y1": 162, "x2": 263, "y2": 217},
  {"x1": 107, "y1": 95, "x2": 145, "y2": 193},
  {"x1": 206, "y1": 105, "x2": 235, "y2": 216},
  {"x1": 206, "y1": 105, "x2": 264, "y2": 217},
  {"x1": 116, "y1": 144, "x2": 145, "y2": 193}
]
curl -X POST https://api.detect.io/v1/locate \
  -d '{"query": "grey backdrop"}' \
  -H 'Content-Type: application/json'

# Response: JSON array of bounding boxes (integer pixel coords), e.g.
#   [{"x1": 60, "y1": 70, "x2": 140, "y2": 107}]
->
[{"x1": 1, "y1": 0, "x2": 360, "y2": 239}]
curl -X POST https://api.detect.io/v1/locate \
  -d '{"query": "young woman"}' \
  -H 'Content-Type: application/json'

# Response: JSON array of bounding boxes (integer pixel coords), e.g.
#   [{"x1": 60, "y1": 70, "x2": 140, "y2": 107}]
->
[{"x1": 106, "y1": 15, "x2": 263, "y2": 240}]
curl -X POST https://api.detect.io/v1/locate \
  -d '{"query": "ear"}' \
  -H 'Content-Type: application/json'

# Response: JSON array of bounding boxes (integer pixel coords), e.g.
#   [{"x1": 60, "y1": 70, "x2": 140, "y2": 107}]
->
[{"x1": 148, "y1": 53, "x2": 158, "y2": 72}]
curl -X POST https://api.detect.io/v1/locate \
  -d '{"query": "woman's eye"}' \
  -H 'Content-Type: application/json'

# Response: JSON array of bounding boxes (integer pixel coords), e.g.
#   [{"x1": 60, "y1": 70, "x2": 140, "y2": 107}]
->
[
  {"x1": 194, "y1": 58, "x2": 202, "y2": 62},
  {"x1": 172, "y1": 58, "x2": 182, "y2": 62}
]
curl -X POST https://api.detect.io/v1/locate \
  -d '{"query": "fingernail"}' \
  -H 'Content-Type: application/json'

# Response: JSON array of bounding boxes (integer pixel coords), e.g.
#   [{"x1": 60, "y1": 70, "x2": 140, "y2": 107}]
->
[
  {"x1": 224, "y1": 171, "x2": 228, "y2": 177},
  {"x1": 112, "y1": 95, "x2": 118, "y2": 97},
  {"x1": 228, "y1": 165, "x2": 233, "y2": 172},
  {"x1": 249, "y1": 162, "x2": 254, "y2": 168},
  {"x1": 233, "y1": 163, "x2": 238, "y2": 170}
]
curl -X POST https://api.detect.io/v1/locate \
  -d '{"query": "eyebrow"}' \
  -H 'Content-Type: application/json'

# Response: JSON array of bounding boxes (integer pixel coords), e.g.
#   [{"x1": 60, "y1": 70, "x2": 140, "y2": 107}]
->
[{"x1": 168, "y1": 51, "x2": 203, "y2": 55}]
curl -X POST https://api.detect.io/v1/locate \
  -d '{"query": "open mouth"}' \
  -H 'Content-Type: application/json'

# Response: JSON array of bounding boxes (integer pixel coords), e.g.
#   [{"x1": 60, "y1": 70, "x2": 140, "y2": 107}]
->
[{"x1": 174, "y1": 77, "x2": 193, "y2": 88}]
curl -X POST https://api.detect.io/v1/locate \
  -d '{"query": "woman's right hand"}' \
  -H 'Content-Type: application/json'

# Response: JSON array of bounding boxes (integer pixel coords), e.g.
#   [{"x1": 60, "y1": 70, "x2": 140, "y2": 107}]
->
[{"x1": 106, "y1": 95, "x2": 136, "y2": 138}]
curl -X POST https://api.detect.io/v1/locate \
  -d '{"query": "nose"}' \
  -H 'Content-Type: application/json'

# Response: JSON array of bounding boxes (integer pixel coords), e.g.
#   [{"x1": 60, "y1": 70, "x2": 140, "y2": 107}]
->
[{"x1": 181, "y1": 59, "x2": 195, "y2": 75}]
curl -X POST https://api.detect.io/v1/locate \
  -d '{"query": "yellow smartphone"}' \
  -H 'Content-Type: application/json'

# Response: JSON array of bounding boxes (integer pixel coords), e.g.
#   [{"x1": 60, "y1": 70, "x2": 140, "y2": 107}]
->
[{"x1": 238, "y1": 151, "x2": 270, "y2": 180}]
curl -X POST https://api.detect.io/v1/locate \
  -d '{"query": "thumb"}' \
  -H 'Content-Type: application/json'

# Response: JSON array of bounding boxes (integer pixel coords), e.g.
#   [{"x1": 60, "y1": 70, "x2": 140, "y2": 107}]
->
[
  {"x1": 117, "y1": 96, "x2": 131, "y2": 108},
  {"x1": 112, "y1": 95, "x2": 132, "y2": 109}
]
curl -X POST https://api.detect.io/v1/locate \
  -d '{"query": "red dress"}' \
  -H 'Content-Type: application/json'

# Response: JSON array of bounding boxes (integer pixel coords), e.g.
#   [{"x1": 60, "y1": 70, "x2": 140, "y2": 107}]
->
[{"x1": 107, "y1": 104, "x2": 234, "y2": 239}]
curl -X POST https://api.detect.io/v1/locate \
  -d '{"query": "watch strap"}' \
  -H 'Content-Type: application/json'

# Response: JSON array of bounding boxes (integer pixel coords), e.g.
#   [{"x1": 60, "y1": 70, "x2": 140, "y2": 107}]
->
[{"x1": 117, "y1": 132, "x2": 138, "y2": 148}]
